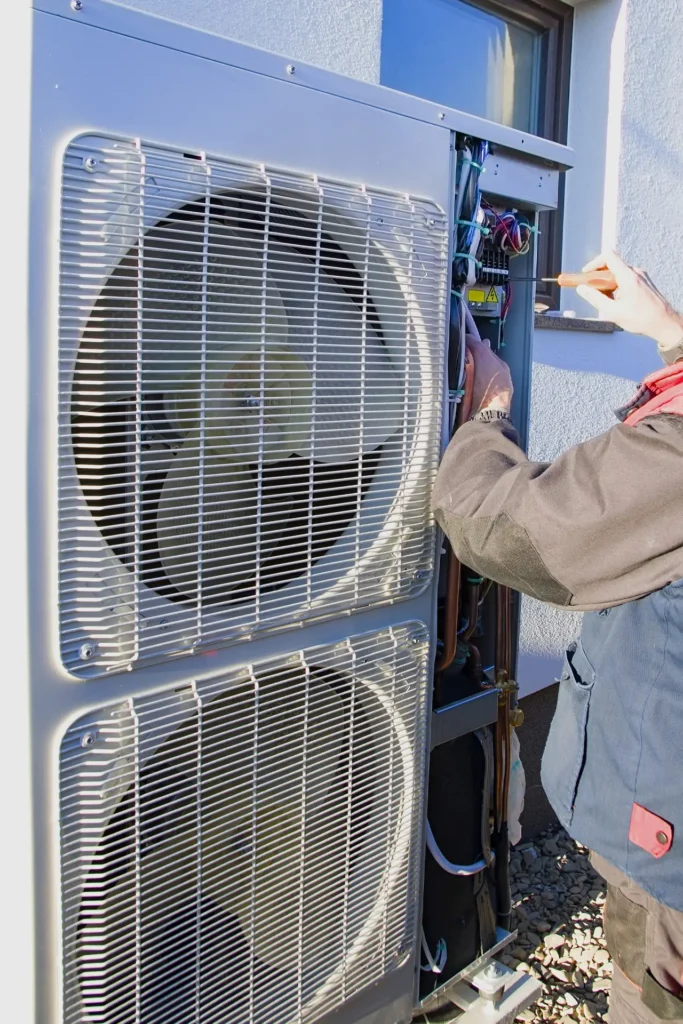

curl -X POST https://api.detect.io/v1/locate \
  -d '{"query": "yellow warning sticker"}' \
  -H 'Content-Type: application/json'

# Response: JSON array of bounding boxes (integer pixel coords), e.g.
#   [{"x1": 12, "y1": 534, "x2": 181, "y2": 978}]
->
[
  {"x1": 486, "y1": 286, "x2": 498, "y2": 303},
  {"x1": 468, "y1": 289, "x2": 486, "y2": 303}
]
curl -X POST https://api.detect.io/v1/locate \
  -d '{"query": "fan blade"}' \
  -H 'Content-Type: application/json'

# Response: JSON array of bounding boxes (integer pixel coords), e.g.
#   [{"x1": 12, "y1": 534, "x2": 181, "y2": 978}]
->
[
  {"x1": 156, "y1": 442, "x2": 266, "y2": 599},
  {"x1": 169, "y1": 343, "x2": 313, "y2": 465},
  {"x1": 268, "y1": 242, "x2": 405, "y2": 464}
]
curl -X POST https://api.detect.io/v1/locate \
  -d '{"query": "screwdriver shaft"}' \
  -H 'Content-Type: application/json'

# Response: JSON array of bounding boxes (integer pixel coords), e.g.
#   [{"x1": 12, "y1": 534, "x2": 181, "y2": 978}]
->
[{"x1": 505, "y1": 270, "x2": 617, "y2": 292}]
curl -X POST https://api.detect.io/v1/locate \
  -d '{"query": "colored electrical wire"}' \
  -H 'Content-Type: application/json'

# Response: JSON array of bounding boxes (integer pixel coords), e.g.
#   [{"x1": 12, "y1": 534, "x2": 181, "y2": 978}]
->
[{"x1": 482, "y1": 201, "x2": 535, "y2": 257}]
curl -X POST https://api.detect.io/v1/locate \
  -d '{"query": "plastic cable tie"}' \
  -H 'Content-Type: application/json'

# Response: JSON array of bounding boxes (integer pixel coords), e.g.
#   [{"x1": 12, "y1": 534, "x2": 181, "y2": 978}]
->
[
  {"x1": 456, "y1": 218, "x2": 489, "y2": 235},
  {"x1": 462, "y1": 157, "x2": 484, "y2": 171},
  {"x1": 453, "y1": 253, "x2": 483, "y2": 268}
]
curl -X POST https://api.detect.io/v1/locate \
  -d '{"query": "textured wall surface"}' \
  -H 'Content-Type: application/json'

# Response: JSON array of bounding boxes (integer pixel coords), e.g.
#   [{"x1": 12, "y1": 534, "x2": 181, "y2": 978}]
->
[
  {"x1": 518, "y1": 326, "x2": 663, "y2": 694},
  {"x1": 560, "y1": 0, "x2": 623, "y2": 317},
  {"x1": 617, "y1": 0, "x2": 683, "y2": 311},
  {"x1": 519, "y1": 0, "x2": 683, "y2": 693},
  {"x1": 112, "y1": 0, "x2": 384, "y2": 82},
  {"x1": 561, "y1": 0, "x2": 683, "y2": 313}
]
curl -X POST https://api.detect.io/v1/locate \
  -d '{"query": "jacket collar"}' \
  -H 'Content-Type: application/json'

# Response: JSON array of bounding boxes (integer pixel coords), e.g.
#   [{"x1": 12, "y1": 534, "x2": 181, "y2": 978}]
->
[{"x1": 616, "y1": 363, "x2": 683, "y2": 425}]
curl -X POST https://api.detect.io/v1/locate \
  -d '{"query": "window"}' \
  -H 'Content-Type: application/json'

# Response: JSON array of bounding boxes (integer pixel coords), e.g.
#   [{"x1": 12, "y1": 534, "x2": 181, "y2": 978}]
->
[{"x1": 380, "y1": 0, "x2": 573, "y2": 308}]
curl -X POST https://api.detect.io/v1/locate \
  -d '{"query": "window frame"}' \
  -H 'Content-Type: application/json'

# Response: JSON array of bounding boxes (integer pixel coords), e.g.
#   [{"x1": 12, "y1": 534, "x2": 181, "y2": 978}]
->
[{"x1": 469, "y1": 0, "x2": 573, "y2": 308}]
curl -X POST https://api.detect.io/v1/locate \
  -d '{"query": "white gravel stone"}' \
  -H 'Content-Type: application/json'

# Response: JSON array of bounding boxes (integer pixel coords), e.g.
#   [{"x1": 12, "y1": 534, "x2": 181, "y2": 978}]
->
[{"x1": 511, "y1": 827, "x2": 611, "y2": 1024}]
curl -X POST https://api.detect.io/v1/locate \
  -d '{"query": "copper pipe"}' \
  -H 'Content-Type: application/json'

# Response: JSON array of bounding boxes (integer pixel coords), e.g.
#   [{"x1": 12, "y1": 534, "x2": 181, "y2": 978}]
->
[
  {"x1": 458, "y1": 348, "x2": 475, "y2": 425},
  {"x1": 468, "y1": 642, "x2": 482, "y2": 682},
  {"x1": 494, "y1": 584, "x2": 512, "y2": 832},
  {"x1": 435, "y1": 544, "x2": 461, "y2": 676},
  {"x1": 462, "y1": 581, "x2": 481, "y2": 642},
  {"x1": 495, "y1": 584, "x2": 511, "y2": 679},
  {"x1": 434, "y1": 342, "x2": 474, "y2": 681}
]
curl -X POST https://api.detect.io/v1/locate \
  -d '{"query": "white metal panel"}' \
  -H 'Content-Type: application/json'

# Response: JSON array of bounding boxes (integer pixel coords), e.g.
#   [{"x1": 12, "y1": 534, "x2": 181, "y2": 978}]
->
[
  {"x1": 34, "y1": 0, "x2": 574, "y2": 172},
  {"x1": 60, "y1": 623, "x2": 429, "y2": 1024},
  {"x1": 26, "y1": 12, "x2": 454, "y2": 1024}
]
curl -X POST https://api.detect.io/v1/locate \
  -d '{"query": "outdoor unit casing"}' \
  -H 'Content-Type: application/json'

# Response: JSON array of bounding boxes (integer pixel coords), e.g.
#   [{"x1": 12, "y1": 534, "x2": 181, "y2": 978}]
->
[{"x1": 4, "y1": 3, "x2": 572, "y2": 1023}]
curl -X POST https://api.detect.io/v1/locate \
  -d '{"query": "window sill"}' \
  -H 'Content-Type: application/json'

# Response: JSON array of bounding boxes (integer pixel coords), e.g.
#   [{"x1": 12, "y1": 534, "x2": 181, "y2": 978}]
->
[{"x1": 534, "y1": 313, "x2": 621, "y2": 334}]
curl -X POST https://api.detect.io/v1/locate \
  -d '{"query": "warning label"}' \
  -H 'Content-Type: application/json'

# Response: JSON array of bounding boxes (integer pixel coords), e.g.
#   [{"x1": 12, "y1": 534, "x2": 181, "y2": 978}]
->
[{"x1": 486, "y1": 286, "x2": 498, "y2": 303}]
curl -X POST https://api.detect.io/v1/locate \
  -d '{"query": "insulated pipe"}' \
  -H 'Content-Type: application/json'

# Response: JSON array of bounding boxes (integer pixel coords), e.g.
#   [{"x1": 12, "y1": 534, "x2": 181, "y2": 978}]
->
[
  {"x1": 425, "y1": 821, "x2": 491, "y2": 877},
  {"x1": 434, "y1": 544, "x2": 461, "y2": 681},
  {"x1": 434, "y1": 340, "x2": 474, "y2": 682},
  {"x1": 494, "y1": 582, "x2": 513, "y2": 930}
]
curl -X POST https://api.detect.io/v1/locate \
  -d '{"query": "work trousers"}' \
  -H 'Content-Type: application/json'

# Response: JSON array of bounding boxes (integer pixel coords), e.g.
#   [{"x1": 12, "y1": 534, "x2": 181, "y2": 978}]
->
[{"x1": 592, "y1": 855, "x2": 683, "y2": 1023}]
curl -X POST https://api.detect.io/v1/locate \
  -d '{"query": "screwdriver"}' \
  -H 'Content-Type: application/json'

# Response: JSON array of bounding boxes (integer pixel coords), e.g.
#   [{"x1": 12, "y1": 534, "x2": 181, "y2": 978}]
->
[{"x1": 508, "y1": 270, "x2": 618, "y2": 292}]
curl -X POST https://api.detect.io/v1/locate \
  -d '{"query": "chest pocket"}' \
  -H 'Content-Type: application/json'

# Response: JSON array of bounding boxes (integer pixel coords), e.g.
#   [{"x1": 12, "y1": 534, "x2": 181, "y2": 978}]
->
[{"x1": 541, "y1": 641, "x2": 596, "y2": 828}]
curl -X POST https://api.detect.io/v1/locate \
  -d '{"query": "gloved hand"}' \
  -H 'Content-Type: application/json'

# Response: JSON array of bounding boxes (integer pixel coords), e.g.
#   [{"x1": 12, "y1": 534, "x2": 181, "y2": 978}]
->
[
  {"x1": 466, "y1": 337, "x2": 513, "y2": 416},
  {"x1": 577, "y1": 251, "x2": 683, "y2": 364}
]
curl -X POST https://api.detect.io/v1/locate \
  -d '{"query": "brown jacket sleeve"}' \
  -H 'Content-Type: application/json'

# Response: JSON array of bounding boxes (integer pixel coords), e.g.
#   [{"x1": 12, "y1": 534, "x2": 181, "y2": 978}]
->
[{"x1": 432, "y1": 414, "x2": 683, "y2": 611}]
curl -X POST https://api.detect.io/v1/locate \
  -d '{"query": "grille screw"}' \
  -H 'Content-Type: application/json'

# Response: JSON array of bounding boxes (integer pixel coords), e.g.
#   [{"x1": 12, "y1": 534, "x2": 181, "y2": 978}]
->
[
  {"x1": 71, "y1": 0, "x2": 83, "y2": 10},
  {"x1": 79, "y1": 642, "x2": 96, "y2": 660},
  {"x1": 286, "y1": 64, "x2": 296, "y2": 75},
  {"x1": 83, "y1": 156, "x2": 98, "y2": 173},
  {"x1": 80, "y1": 731, "x2": 96, "y2": 748},
  {"x1": 484, "y1": 960, "x2": 505, "y2": 979},
  {"x1": 438, "y1": 112, "x2": 446, "y2": 120}
]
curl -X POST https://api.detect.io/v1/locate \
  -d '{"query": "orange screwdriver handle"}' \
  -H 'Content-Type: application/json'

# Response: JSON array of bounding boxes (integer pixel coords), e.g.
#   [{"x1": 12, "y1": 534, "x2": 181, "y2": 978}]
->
[{"x1": 556, "y1": 270, "x2": 617, "y2": 293}]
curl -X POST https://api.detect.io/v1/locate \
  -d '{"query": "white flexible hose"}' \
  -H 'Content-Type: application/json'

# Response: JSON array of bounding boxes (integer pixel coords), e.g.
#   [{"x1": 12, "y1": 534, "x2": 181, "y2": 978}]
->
[{"x1": 425, "y1": 821, "x2": 489, "y2": 877}]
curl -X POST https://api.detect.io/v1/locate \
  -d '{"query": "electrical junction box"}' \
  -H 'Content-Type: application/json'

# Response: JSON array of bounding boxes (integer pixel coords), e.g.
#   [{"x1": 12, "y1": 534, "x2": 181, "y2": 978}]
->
[
  {"x1": 467, "y1": 284, "x2": 503, "y2": 317},
  {"x1": 3, "y1": 3, "x2": 573, "y2": 1023}
]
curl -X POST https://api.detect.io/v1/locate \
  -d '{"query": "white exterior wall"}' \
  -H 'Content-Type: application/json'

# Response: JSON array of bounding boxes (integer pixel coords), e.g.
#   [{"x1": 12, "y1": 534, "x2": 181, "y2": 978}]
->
[
  {"x1": 112, "y1": 0, "x2": 683, "y2": 695},
  {"x1": 521, "y1": 0, "x2": 683, "y2": 693},
  {"x1": 114, "y1": 0, "x2": 384, "y2": 82}
]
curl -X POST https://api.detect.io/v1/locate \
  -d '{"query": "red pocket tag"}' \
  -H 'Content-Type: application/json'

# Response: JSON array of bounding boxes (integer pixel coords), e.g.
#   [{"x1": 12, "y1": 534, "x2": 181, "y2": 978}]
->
[{"x1": 629, "y1": 803, "x2": 673, "y2": 859}]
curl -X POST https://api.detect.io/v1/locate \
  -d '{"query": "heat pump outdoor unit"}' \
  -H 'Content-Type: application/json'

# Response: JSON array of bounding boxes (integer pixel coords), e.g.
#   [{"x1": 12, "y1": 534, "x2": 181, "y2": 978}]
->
[{"x1": 4, "y1": 3, "x2": 572, "y2": 1024}]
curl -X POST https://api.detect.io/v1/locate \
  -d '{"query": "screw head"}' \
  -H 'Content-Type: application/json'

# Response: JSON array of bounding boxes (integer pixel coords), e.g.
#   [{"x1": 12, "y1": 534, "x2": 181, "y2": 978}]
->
[
  {"x1": 484, "y1": 960, "x2": 504, "y2": 978},
  {"x1": 79, "y1": 642, "x2": 95, "y2": 661},
  {"x1": 438, "y1": 111, "x2": 446, "y2": 121},
  {"x1": 80, "y1": 731, "x2": 96, "y2": 748},
  {"x1": 286, "y1": 64, "x2": 296, "y2": 75},
  {"x1": 83, "y1": 156, "x2": 98, "y2": 173},
  {"x1": 159, "y1": 619, "x2": 169, "y2": 631},
  {"x1": 71, "y1": 0, "x2": 83, "y2": 10}
]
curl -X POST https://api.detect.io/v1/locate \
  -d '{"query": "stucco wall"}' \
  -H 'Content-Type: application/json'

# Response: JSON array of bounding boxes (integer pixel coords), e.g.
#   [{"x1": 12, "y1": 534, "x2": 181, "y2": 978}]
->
[
  {"x1": 521, "y1": 0, "x2": 683, "y2": 694},
  {"x1": 518, "y1": 325, "x2": 660, "y2": 694},
  {"x1": 113, "y1": 0, "x2": 383, "y2": 82}
]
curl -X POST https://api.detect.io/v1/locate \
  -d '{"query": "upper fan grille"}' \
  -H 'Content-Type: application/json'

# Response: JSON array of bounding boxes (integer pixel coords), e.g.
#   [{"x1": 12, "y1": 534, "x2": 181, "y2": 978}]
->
[
  {"x1": 59, "y1": 623, "x2": 429, "y2": 1024},
  {"x1": 58, "y1": 137, "x2": 448, "y2": 677}
]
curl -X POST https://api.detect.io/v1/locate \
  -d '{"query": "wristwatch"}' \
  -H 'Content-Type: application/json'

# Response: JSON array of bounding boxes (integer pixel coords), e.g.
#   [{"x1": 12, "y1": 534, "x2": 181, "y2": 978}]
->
[{"x1": 470, "y1": 408, "x2": 512, "y2": 424}]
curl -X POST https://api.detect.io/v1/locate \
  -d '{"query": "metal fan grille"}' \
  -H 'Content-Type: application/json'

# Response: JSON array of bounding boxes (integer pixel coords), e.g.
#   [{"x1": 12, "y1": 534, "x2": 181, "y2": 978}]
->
[
  {"x1": 60, "y1": 623, "x2": 429, "y2": 1024},
  {"x1": 58, "y1": 136, "x2": 448, "y2": 677}
]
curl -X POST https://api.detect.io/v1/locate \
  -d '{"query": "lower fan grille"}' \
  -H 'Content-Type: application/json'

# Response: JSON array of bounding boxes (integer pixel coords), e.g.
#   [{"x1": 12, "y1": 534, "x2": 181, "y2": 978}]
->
[{"x1": 60, "y1": 624, "x2": 429, "y2": 1024}]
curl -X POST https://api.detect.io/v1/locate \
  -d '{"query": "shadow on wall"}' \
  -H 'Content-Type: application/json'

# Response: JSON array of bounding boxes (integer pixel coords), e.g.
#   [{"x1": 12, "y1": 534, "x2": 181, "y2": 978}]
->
[{"x1": 517, "y1": 327, "x2": 657, "y2": 697}]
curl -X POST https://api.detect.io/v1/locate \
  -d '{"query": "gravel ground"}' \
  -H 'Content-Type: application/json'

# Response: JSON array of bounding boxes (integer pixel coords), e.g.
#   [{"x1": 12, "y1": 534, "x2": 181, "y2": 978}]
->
[{"x1": 505, "y1": 826, "x2": 613, "y2": 1024}]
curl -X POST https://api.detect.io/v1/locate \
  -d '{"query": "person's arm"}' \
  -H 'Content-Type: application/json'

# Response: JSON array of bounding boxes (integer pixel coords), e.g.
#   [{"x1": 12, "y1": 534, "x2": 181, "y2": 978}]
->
[{"x1": 433, "y1": 412, "x2": 683, "y2": 611}]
